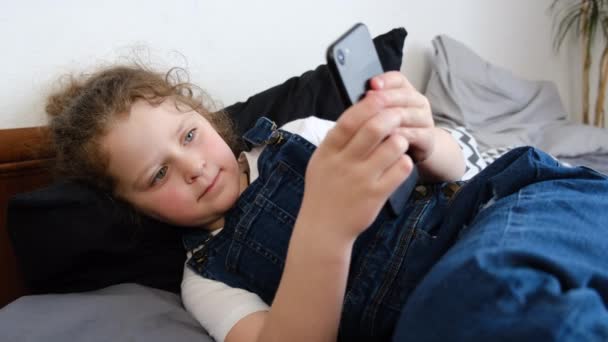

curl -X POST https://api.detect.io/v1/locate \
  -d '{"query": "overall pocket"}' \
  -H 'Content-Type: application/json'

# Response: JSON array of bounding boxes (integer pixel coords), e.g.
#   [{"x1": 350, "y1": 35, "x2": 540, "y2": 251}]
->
[
  {"x1": 378, "y1": 184, "x2": 455, "y2": 312},
  {"x1": 343, "y1": 193, "x2": 439, "y2": 338}
]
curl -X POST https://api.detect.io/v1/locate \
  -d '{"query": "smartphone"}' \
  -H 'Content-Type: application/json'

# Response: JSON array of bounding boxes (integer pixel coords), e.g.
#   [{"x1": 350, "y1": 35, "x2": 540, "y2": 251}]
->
[
  {"x1": 326, "y1": 23, "x2": 419, "y2": 215},
  {"x1": 326, "y1": 23, "x2": 384, "y2": 106}
]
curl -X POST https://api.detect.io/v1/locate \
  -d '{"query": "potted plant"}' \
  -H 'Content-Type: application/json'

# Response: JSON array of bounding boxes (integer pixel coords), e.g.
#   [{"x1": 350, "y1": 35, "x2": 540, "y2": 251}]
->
[{"x1": 551, "y1": 0, "x2": 608, "y2": 127}]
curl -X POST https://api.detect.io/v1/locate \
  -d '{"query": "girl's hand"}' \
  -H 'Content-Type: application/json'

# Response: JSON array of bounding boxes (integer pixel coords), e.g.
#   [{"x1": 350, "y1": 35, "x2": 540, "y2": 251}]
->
[
  {"x1": 371, "y1": 72, "x2": 435, "y2": 164},
  {"x1": 300, "y1": 71, "x2": 430, "y2": 240}
]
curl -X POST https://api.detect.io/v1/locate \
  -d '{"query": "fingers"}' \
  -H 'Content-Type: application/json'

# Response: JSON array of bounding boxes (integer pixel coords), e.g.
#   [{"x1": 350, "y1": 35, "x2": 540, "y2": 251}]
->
[
  {"x1": 324, "y1": 87, "x2": 427, "y2": 151},
  {"x1": 342, "y1": 108, "x2": 403, "y2": 160},
  {"x1": 323, "y1": 71, "x2": 432, "y2": 167},
  {"x1": 393, "y1": 127, "x2": 436, "y2": 163},
  {"x1": 364, "y1": 88, "x2": 428, "y2": 112},
  {"x1": 343, "y1": 100, "x2": 433, "y2": 160},
  {"x1": 322, "y1": 103, "x2": 376, "y2": 151},
  {"x1": 325, "y1": 72, "x2": 416, "y2": 149},
  {"x1": 377, "y1": 154, "x2": 414, "y2": 194},
  {"x1": 363, "y1": 131, "x2": 414, "y2": 195},
  {"x1": 365, "y1": 90, "x2": 431, "y2": 127},
  {"x1": 369, "y1": 71, "x2": 414, "y2": 91},
  {"x1": 366, "y1": 133, "x2": 411, "y2": 177}
]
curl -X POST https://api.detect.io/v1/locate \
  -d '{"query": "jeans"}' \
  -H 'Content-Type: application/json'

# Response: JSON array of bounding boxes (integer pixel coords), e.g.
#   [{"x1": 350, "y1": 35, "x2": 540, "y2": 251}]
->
[{"x1": 392, "y1": 147, "x2": 608, "y2": 341}]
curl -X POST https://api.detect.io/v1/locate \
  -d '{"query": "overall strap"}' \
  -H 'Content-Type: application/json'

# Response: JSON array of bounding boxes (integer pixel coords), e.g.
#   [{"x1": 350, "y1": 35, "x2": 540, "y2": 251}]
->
[{"x1": 242, "y1": 117, "x2": 286, "y2": 149}]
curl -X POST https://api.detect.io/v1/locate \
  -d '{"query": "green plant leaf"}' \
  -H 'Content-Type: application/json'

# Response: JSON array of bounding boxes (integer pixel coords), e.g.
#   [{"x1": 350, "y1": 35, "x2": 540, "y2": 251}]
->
[
  {"x1": 551, "y1": 0, "x2": 608, "y2": 51},
  {"x1": 553, "y1": 2, "x2": 585, "y2": 51}
]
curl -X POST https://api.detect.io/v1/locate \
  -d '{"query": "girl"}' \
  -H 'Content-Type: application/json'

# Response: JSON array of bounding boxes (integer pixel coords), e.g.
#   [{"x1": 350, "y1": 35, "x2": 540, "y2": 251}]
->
[{"x1": 47, "y1": 65, "x2": 608, "y2": 342}]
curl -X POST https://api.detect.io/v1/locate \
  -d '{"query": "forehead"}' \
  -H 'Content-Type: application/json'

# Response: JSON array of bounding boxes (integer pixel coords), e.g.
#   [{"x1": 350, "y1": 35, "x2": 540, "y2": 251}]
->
[
  {"x1": 108, "y1": 99, "x2": 197, "y2": 142},
  {"x1": 123, "y1": 99, "x2": 183, "y2": 130}
]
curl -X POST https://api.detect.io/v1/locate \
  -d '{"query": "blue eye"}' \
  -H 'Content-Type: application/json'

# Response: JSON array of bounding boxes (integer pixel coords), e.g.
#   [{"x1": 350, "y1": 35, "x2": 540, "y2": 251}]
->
[
  {"x1": 152, "y1": 166, "x2": 168, "y2": 185},
  {"x1": 184, "y1": 129, "x2": 196, "y2": 144}
]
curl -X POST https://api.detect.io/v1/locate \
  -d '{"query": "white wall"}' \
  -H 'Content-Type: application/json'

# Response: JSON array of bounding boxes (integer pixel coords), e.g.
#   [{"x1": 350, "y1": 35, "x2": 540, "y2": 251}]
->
[{"x1": 0, "y1": 0, "x2": 578, "y2": 129}]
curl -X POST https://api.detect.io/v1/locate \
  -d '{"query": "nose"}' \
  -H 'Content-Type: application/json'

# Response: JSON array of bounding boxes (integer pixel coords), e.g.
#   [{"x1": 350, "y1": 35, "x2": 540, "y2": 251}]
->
[{"x1": 180, "y1": 155, "x2": 206, "y2": 184}]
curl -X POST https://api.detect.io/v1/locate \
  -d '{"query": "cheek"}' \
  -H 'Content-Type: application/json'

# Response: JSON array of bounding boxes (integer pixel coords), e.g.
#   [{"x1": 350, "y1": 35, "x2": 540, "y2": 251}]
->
[
  {"x1": 146, "y1": 186, "x2": 194, "y2": 219},
  {"x1": 205, "y1": 134, "x2": 234, "y2": 164}
]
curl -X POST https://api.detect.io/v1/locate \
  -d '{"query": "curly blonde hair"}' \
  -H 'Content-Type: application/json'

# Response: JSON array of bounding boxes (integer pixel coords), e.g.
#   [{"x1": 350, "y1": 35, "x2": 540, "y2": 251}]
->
[{"x1": 46, "y1": 64, "x2": 240, "y2": 193}]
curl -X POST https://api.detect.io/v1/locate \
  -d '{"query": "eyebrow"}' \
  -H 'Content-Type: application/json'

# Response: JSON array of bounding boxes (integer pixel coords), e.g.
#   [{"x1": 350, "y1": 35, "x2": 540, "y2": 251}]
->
[
  {"x1": 174, "y1": 113, "x2": 189, "y2": 141},
  {"x1": 133, "y1": 154, "x2": 160, "y2": 190},
  {"x1": 131, "y1": 113, "x2": 191, "y2": 189}
]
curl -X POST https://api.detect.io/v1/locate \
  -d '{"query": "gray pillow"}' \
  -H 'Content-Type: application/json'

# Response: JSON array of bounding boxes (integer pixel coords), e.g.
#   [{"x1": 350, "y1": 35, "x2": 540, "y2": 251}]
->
[
  {"x1": 0, "y1": 283, "x2": 212, "y2": 342},
  {"x1": 425, "y1": 34, "x2": 569, "y2": 152},
  {"x1": 538, "y1": 121, "x2": 608, "y2": 157}
]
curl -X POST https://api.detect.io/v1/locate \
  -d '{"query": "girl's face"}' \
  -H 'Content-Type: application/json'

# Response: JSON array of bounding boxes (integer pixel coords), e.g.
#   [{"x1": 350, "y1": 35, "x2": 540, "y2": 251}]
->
[{"x1": 102, "y1": 99, "x2": 241, "y2": 228}]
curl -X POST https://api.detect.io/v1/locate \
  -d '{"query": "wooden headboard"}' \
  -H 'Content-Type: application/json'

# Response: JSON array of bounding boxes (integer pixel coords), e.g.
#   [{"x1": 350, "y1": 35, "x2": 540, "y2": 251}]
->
[{"x1": 0, "y1": 126, "x2": 55, "y2": 308}]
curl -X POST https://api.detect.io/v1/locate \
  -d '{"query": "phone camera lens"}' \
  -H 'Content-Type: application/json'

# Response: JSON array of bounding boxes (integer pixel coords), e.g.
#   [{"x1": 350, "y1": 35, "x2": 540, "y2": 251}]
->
[{"x1": 337, "y1": 49, "x2": 345, "y2": 65}]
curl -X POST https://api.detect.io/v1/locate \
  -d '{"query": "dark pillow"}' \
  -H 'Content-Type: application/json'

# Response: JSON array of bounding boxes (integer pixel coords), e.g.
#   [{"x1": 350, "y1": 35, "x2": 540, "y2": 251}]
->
[
  {"x1": 7, "y1": 27, "x2": 407, "y2": 295},
  {"x1": 8, "y1": 181, "x2": 188, "y2": 294},
  {"x1": 225, "y1": 27, "x2": 408, "y2": 136}
]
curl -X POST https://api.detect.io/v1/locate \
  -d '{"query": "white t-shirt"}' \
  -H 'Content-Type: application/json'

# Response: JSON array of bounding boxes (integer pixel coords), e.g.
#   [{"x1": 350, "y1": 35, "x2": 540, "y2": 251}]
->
[
  {"x1": 181, "y1": 116, "x2": 467, "y2": 341},
  {"x1": 181, "y1": 116, "x2": 334, "y2": 342}
]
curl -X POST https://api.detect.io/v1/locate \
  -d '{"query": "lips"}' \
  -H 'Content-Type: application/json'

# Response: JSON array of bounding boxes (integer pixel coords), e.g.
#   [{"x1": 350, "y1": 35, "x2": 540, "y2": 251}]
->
[{"x1": 199, "y1": 171, "x2": 220, "y2": 200}]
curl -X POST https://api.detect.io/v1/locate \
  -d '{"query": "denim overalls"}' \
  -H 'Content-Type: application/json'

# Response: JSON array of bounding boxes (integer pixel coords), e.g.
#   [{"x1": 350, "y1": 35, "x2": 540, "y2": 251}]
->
[{"x1": 184, "y1": 117, "x2": 608, "y2": 341}]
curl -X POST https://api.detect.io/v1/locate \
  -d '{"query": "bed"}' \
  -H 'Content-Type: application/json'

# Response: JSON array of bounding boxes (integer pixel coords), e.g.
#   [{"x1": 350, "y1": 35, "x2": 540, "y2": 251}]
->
[
  {"x1": 0, "y1": 126, "x2": 54, "y2": 307},
  {"x1": 1, "y1": 29, "x2": 607, "y2": 341}
]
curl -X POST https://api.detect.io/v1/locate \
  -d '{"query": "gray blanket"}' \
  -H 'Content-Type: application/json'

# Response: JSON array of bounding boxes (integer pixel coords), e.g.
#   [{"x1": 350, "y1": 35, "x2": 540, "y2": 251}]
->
[{"x1": 425, "y1": 34, "x2": 608, "y2": 157}]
